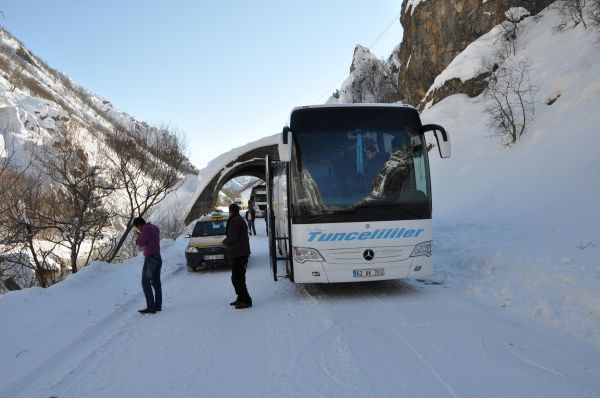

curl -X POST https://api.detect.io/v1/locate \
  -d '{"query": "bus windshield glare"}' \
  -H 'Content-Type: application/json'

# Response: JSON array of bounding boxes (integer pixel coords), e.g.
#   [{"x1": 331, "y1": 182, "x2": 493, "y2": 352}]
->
[{"x1": 289, "y1": 106, "x2": 431, "y2": 223}]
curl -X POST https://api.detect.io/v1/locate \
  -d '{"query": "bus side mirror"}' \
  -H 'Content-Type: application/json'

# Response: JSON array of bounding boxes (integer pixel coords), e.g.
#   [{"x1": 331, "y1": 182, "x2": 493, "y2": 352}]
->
[
  {"x1": 422, "y1": 124, "x2": 451, "y2": 158},
  {"x1": 279, "y1": 126, "x2": 292, "y2": 162}
]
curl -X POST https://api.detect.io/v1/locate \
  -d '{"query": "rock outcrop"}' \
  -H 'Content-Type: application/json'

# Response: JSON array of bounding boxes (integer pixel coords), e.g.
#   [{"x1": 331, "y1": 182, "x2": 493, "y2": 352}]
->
[
  {"x1": 395, "y1": 0, "x2": 553, "y2": 107},
  {"x1": 328, "y1": 45, "x2": 399, "y2": 104},
  {"x1": 331, "y1": 0, "x2": 553, "y2": 107}
]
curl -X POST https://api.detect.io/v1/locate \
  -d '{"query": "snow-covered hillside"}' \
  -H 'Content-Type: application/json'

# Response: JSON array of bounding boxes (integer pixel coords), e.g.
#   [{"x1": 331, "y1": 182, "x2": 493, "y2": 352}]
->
[
  {"x1": 422, "y1": 7, "x2": 600, "y2": 344},
  {"x1": 0, "y1": 29, "x2": 136, "y2": 157}
]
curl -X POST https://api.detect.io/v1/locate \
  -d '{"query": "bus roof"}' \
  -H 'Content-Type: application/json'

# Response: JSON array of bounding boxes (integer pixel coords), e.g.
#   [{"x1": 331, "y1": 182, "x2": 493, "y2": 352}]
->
[
  {"x1": 286, "y1": 103, "x2": 419, "y2": 130},
  {"x1": 288, "y1": 104, "x2": 422, "y2": 134},
  {"x1": 290, "y1": 103, "x2": 417, "y2": 113}
]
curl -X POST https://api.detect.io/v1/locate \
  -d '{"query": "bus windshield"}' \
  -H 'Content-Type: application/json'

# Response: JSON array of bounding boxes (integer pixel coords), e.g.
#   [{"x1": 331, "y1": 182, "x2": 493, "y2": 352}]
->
[{"x1": 289, "y1": 106, "x2": 431, "y2": 223}]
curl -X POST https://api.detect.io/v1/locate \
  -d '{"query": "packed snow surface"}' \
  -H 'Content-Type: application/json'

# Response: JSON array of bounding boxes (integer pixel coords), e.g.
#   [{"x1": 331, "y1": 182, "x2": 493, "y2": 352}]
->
[{"x1": 1, "y1": 220, "x2": 599, "y2": 398}]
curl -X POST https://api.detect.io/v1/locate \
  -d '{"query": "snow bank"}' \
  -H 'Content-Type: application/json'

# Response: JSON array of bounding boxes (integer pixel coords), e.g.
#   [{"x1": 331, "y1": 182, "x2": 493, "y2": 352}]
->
[{"x1": 0, "y1": 237, "x2": 187, "y2": 389}]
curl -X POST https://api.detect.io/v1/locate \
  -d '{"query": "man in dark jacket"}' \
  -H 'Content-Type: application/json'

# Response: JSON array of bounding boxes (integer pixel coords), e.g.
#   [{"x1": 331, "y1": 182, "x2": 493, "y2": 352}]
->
[
  {"x1": 245, "y1": 204, "x2": 257, "y2": 236},
  {"x1": 222, "y1": 203, "x2": 252, "y2": 309}
]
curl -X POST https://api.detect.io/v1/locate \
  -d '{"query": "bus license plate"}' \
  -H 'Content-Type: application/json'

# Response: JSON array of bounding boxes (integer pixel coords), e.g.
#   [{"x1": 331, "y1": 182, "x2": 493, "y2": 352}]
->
[
  {"x1": 353, "y1": 268, "x2": 384, "y2": 277},
  {"x1": 205, "y1": 254, "x2": 224, "y2": 260}
]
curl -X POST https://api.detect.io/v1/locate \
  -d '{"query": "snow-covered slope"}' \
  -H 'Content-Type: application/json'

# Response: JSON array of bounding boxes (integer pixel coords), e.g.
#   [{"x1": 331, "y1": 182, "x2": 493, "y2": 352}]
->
[
  {"x1": 0, "y1": 28, "x2": 144, "y2": 145},
  {"x1": 0, "y1": 27, "x2": 195, "y2": 171},
  {"x1": 422, "y1": 7, "x2": 600, "y2": 344}
]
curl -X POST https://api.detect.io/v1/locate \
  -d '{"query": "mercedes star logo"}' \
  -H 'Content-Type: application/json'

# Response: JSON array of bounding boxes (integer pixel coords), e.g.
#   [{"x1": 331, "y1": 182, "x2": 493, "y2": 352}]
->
[{"x1": 363, "y1": 249, "x2": 374, "y2": 261}]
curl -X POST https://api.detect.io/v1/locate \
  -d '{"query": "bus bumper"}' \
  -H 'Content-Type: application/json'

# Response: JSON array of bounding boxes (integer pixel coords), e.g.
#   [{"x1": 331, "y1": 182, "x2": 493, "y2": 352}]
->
[{"x1": 292, "y1": 256, "x2": 433, "y2": 283}]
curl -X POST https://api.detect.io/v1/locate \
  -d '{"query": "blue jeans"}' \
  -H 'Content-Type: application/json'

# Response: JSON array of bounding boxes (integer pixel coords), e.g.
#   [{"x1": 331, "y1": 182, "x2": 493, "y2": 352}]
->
[
  {"x1": 141, "y1": 254, "x2": 162, "y2": 310},
  {"x1": 247, "y1": 220, "x2": 256, "y2": 235}
]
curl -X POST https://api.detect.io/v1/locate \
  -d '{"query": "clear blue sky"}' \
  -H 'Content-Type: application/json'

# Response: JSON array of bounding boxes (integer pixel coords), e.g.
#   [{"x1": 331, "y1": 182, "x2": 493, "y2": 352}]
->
[{"x1": 1, "y1": 1, "x2": 403, "y2": 169}]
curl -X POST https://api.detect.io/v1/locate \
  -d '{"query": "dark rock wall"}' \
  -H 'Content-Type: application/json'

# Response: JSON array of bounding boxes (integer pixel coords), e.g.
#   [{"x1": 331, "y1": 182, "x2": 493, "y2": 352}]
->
[{"x1": 394, "y1": 0, "x2": 553, "y2": 107}]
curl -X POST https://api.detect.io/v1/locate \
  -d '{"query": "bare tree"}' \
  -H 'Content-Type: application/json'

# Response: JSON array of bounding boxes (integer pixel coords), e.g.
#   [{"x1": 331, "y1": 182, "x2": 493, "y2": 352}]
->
[
  {"x1": 7, "y1": 62, "x2": 26, "y2": 92},
  {"x1": 499, "y1": 8, "x2": 530, "y2": 57},
  {"x1": 102, "y1": 124, "x2": 186, "y2": 262},
  {"x1": 483, "y1": 59, "x2": 538, "y2": 146},
  {"x1": 373, "y1": 67, "x2": 401, "y2": 103},
  {"x1": 30, "y1": 125, "x2": 115, "y2": 274},
  {"x1": 555, "y1": 0, "x2": 589, "y2": 30},
  {"x1": 4, "y1": 172, "x2": 64, "y2": 287},
  {"x1": 0, "y1": 132, "x2": 35, "y2": 290},
  {"x1": 589, "y1": 0, "x2": 600, "y2": 28},
  {"x1": 350, "y1": 63, "x2": 400, "y2": 104},
  {"x1": 151, "y1": 203, "x2": 186, "y2": 240},
  {"x1": 0, "y1": 125, "x2": 72, "y2": 289},
  {"x1": 481, "y1": 10, "x2": 538, "y2": 147}
]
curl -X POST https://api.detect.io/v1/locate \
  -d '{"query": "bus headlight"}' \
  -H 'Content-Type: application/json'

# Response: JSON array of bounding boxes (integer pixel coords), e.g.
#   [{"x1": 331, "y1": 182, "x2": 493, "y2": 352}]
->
[
  {"x1": 410, "y1": 241, "x2": 432, "y2": 257},
  {"x1": 294, "y1": 247, "x2": 324, "y2": 263},
  {"x1": 185, "y1": 246, "x2": 198, "y2": 253}
]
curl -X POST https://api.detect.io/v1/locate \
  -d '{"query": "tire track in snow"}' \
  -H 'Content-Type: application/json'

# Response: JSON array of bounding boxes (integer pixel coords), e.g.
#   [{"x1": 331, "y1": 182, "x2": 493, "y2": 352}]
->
[
  {"x1": 251, "y1": 273, "x2": 377, "y2": 398},
  {"x1": 0, "y1": 261, "x2": 187, "y2": 398},
  {"x1": 260, "y1": 282, "x2": 336, "y2": 398},
  {"x1": 307, "y1": 281, "x2": 496, "y2": 398},
  {"x1": 182, "y1": 275, "x2": 234, "y2": 395},
  {"x1": 285, "y1": 283, "x2": 377, "y2": 398},
  {"x1": 68, "y1": 268, "x2": 233, "y2": 398}
]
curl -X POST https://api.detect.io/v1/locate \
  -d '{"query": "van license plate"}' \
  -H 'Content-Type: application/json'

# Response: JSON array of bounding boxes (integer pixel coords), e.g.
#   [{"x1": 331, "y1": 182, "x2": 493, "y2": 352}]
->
[
  {"x1": 205, "y1": 254, "x2": 224, "y2": 260},
  {"x1": 353, "y1": 268, "x2": 384, "y2": 277}
]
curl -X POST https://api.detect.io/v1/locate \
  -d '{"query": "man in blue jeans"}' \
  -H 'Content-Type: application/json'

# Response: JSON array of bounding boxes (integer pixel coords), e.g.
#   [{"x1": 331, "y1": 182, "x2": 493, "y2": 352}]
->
[{"x1": 133, "y1": 217, "x2": 162, "y2": 314}]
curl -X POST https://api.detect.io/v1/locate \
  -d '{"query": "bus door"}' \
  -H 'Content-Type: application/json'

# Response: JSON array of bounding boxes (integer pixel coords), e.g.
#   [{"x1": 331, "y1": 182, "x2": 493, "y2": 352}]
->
[{"x1": 265, "y1": 155, "x2": 292, "y2": 281}]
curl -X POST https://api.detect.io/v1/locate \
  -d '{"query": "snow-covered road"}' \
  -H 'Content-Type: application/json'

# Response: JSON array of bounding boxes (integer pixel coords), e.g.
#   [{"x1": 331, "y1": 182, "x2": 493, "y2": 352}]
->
[{"x1": 1, "y1": 219, "x2": 599, "y2": 398}]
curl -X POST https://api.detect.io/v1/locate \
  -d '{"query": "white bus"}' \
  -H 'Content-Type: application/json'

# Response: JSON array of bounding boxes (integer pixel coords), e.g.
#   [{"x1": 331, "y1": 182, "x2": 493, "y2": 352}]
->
[
  {"x1": 250, "y1": 185, "x2": 268, "y2": 217},
  {"x1": 266, "y1": 104, "x2": 450, "y2": 283}
]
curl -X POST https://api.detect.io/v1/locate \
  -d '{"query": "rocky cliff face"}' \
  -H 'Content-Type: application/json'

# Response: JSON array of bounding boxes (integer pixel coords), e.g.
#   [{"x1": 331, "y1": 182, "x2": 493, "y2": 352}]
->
[
  {"x1": 331, "y1": 0, "x2": 553, "y2": 106},
  {"x1": 395, "y1": 0, "x2": 553, "y2": 107}
]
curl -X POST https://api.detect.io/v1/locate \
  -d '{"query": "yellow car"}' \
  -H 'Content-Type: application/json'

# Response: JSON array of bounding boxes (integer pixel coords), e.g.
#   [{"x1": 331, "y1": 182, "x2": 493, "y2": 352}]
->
[{"x1": 185, "y1": 212, "x2": 229, "y2": 271}]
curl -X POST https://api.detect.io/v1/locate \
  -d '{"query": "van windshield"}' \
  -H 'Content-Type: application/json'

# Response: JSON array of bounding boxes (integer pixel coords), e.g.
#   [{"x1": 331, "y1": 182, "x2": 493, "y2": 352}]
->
[{"x1": 192, "y1": 220, "x2": 227, "y2": 237}]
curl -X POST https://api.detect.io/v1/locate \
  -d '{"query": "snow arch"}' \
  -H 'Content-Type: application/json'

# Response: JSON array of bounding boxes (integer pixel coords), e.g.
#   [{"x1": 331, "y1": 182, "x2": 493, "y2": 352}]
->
[{"x1": 184, "y1": 135, "x2": 279, "y2": 224}]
